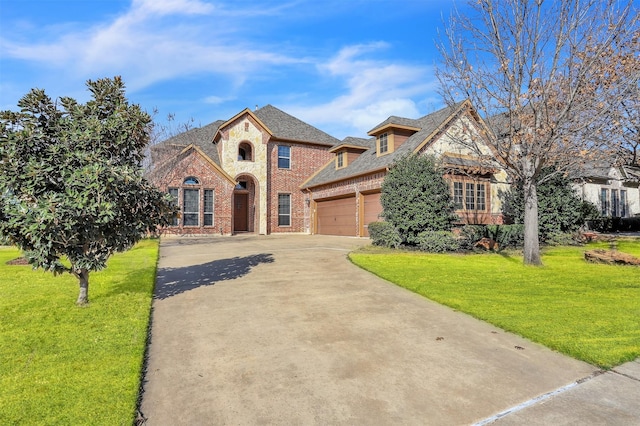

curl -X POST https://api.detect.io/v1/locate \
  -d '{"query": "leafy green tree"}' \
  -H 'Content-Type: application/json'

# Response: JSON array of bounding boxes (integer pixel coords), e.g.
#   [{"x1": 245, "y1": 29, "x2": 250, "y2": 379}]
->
[
  {"x1": 381, "y1": 154, "x2": 457, "y2": 245},
  {"x1": 0, "y1": 77, "x2": 175, "y2": 305},
  {"x1": 501, "y1": 169, "x2": 596, "y2": 241}
]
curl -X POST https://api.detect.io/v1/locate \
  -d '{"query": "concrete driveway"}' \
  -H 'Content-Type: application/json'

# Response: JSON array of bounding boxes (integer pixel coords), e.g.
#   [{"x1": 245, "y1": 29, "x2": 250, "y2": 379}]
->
[{"x1": 139, "y1": 234, "x2": 636, "y2": 425}]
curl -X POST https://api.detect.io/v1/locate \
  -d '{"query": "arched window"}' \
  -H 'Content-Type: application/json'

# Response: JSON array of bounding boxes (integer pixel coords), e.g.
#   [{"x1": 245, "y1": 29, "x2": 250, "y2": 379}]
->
[
  {"x1": 238, "y1": 142, "x2": 253, "y2": 161},
  {"x1": 183, "y1": 176, "x2": 199, "y2": 185}
]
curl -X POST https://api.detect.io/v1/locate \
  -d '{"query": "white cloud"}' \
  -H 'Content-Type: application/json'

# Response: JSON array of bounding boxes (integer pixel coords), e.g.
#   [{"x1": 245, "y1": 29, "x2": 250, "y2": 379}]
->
[
  {"x1": 0, "y1": 0, "x2": 305, "y2": 93},
  {"x1": 287, "y1": 43, "x2": 437, "y2": 138},
  {"x1": 131, "y1": 0, "x2": 215, "y2": 16}
]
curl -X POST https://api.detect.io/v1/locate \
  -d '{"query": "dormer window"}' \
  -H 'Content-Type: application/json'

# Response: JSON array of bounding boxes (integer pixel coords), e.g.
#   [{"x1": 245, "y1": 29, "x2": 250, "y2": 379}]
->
[
  {"x1": 238, "y1": 142, "x2": 253, "y2": 161},
  {"x1": 337, "y1": 152, "x2": 345, "y2": 169},
  {"x1": 378, "y1": 133, "x2": 388, "y2": 154}
]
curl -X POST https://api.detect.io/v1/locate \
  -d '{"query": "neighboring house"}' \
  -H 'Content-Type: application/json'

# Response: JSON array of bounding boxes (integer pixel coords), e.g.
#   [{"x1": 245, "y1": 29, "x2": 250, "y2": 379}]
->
[
  {"x1": 573, "y1": 162, "x2": 640, "y2": 218},
  {"x1": 148, "y1": 105, "x2": 338, "y2": 235},
  {"x1": 301, "y1": 100, "x2": 510, "y2": 236}
]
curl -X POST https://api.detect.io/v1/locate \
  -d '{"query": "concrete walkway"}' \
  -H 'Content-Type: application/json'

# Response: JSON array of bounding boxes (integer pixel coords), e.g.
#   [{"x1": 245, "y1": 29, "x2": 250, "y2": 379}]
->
[{"x1": 139, "y1": 234, "x2": 639, "y2": 425}]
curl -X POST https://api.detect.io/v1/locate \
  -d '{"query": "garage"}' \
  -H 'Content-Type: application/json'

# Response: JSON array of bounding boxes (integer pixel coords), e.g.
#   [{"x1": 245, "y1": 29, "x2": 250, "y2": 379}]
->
[
  {"x1": 315, "y1": 196, "x2": 357, "y2": 236},
  {"x1": 362, "y1": 191, "x2": 383, "y2": 237}
]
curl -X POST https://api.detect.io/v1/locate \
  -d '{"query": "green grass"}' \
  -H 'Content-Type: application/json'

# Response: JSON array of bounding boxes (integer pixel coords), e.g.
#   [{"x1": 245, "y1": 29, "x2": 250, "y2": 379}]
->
[
  {"x1": 0, "y1": 240, "x2": 159, "y2": 425},
  {"x1": 349, "y1": 239, "x2": 640, "y2": 369}
]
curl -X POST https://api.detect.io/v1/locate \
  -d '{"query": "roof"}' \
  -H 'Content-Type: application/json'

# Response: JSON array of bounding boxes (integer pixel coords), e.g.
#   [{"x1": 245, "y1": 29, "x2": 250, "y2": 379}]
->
[
  {"x1": 572, "y1": 160, "x2": 640, "y2": 182},
  {"x1": 302, "y1": 102, "x2": 468, "y2": 189},
  {"x1": 151, "y1": 120, "x2": 224, "y2": 165},
  {"x1": 253, "y1": 105, "x2": 340, "y2": 146},
  {"x1": 329, "y1": 137, "x2": 373, "y2": 153}
]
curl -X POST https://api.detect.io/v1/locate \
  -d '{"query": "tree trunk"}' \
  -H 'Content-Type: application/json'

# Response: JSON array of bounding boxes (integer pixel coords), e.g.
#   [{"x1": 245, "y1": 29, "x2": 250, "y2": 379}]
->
[
  {"x1": 75, "y1": 268, "x2": 90, "y2": 306},
  {"x1": 523, "y1": 177, "x2": 542, "y2": 266}
]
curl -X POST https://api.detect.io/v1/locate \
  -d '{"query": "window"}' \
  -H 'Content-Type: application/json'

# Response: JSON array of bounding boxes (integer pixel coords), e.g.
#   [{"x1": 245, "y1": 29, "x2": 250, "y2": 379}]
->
[
  {"x1": 465, "y1": 183, "x2": 475, "y2": 210},
  {"x1": 601, "y1": 188, "x2": 609, "y2": 216},
  {"x1": 621, "y1": 190, "x2": 627, "y2": 217},
  {"x1": 168, "y1": 188, "x2": 179, "y2": 226},
  {"x1": 183, "y1": 189, "x2": 199, "y2": 226},
  {"x1": 476, "y1": 184, "x2": 486, "y2": 211},
  {"x1": 204, "y1": 189, "x2": 214, "y2": 226},
  {"x1": 379, "y1": 133, "x2": 388, "y2": 154},
  {"x1": 183, "y1": 176, "x2": 199, "y2": 185},
  {"x1": 278, "y1": 193, "x2": 291, "y2": 226},
  {"x1": 611, "y1": 190, "x2": 619, "y2": 217},
  {"x1": 278, "y1": 145, "x2": 291, "y2": 169},
  {"x1": 453, "y1": 182, "x2": 463, "y2": 209},
  {"x1": 452, "y1": 180, "x2": 487, "y2": 211},
  {"x1": 337, "y1": 152, "x2": 344, "y2": 168},
  {"x1": 238, "y1": 142, "x2": 253, "y2": 161},
  {"x1": 235, "y1": 180, "x2": 247, "y2": 190}
]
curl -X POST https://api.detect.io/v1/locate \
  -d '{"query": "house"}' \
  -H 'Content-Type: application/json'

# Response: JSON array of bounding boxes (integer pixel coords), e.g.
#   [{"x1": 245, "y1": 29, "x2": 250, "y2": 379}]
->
[
  {"x1": 301, "y1": 100, "x2": 510, "y2": 236},
  {"x1": 148, "y1": 105, "x2": 338, "y2": 235},
  {"x1": 149, "y1": 101, "x2": 510, "y2": 236},
  {"x1": 573, "y1": 161, "x2": 640, "y2": 217}
]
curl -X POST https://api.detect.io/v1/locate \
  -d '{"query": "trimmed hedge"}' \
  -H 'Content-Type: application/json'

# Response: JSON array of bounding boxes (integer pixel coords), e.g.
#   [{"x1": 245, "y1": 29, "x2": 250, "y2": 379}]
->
[
  {"x1": 368, "y1": 222, "x2": 402, "y2": 248},
  {"x1": 415, "y1": 230, "x2": 460, "y2": 252},
  {"x1": 587, "y1": 217, "x2": 640, "y2": 233}
]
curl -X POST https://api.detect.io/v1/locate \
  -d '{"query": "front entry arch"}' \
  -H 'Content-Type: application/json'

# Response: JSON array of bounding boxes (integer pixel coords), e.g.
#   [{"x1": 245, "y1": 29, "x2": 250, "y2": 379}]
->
[{"x1": 233, "y1": 174, "x2": 259, "y2": 234}]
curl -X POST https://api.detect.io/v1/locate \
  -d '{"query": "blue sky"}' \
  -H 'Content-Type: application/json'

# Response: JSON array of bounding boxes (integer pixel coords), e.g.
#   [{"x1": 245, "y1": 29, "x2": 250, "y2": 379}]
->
[{"x1": 1, "y1": 0, "x2": 466, "y2": 139}]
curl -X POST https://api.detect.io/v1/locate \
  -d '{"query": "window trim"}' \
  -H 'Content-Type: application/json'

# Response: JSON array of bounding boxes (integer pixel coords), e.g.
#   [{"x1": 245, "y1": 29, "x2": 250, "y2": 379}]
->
[
  {"x1": 378, "y1": 132, "x2": 388, "y2": 155},
  {"x1": 204, "y1": 189, "x2": 214, "y2": 227},
  {"x1": 238, "y1": 142, "x2": 253, "y2": 161},
  {"x1": 183, "y1": 188, "x2": 200, "y2": 227},
  {"x1": 168, "y1": 187, "x2": 179, "y2": 226},
  {"x1": 277, "y1": 145, "x2": 291, "y2": 169},
  {"x1": 601, "y1": 188, "x2": 609, "y2": 216},
  {"x1": 611, "y1": 189, "x2": 619, "y2": 217},
  {"x1": 278, "y1": 193, "x2": 292, "y2": 227},
  {"x1": 450, "y1": 178, "x2": 488, "y2": 212}
]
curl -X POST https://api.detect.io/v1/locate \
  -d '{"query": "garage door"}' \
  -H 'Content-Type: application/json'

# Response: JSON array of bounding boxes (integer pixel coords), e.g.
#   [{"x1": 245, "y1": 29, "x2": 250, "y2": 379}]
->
[
  {"x1": 316, "y1": 197, "x2": 356, "y2": 236},
  {"x1": 362, "y1": 192, "x2": 383, "y2": 237}
]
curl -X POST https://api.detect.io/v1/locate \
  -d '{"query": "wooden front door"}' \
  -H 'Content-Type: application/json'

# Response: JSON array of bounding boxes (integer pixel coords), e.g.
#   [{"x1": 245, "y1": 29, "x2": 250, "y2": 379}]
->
[{"x1": 234, "y1": 193, "x2": 248, "y2": 232}]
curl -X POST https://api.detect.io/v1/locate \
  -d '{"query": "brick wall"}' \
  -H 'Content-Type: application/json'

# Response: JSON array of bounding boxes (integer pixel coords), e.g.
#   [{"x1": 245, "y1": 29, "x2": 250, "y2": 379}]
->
[
  {"x1": 149, "y1": 149, "x2": 235, "y2": 235},
  {"x1": 267, "y1": 141, "x2": 333, "y2": 233}
]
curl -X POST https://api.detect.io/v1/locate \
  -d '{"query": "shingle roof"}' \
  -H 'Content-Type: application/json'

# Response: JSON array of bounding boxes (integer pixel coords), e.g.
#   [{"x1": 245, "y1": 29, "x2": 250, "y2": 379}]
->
[
  {"x1": 152, "y1": 120, "x2": 224, "y2": 165},
  {"x1": 254, "y1": 105, "x2": 340, "y2": 146},
  {"x1": 368, "y1": 116, "x2": 422, "y2": 134},
  {"x1": 302, "y1": 102, "x2": 466, "y2": 188}
]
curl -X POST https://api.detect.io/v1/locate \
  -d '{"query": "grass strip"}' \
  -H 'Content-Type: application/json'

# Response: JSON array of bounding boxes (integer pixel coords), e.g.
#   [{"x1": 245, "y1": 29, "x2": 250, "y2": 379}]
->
[
  {"x1": 0, "y1": 239, "x2": 159, "y2": 425},
  {"x1": 349, "y1": 240, "x2": 640, "y2": 369}
]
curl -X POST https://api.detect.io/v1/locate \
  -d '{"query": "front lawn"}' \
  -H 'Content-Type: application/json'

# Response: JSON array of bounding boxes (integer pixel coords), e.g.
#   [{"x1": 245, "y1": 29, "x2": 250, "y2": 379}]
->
[
  {"x1": 0, "y1": 239, "x2": 159, "y2": 425},
  {"x1": 349, "y1": 239, "x2": 640, "y2": 369}
]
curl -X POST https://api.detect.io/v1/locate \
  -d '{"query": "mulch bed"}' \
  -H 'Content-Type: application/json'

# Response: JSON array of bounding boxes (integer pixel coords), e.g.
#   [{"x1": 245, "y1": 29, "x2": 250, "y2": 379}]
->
[
  {"x1": 6, "y1": 257, "x2": 29, "y2": 265},
  {"x1": 584, "y1": 249, "x2": 640, "y2": 266}
]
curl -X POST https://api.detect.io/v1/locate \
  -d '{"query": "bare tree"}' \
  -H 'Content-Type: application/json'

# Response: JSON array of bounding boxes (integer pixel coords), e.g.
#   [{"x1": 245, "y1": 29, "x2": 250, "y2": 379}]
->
[{"x1": 437, "y1": 0, "x2": 639, "y2": 265}]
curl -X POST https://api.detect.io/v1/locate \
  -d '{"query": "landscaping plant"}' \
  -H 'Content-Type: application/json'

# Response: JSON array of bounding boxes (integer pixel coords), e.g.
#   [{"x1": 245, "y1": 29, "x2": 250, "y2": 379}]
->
[
  {"x1": 380, "y1": 154, "x2": 458, "y2": 246},
  {"x1": 0, "y1": 77, "x2": 175, "y2": 305}
]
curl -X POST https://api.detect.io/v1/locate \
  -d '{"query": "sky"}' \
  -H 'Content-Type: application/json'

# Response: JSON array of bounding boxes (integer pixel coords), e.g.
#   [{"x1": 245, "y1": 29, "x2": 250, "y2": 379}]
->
[{"x1": 0, "y1": 0, "x2": 469, "y2": 140}]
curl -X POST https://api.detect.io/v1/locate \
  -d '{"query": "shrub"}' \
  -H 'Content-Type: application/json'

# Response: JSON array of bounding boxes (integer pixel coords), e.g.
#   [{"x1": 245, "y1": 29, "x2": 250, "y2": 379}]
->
[
  {"x1": 416, "y1": 230, "x2": 460, "y2": 253},
  {"x1": 368, "y1": 222, "x2": 402, "y2": 248},
  {"x1": 457, "y1": 225, "x2": 485, "y2": 250},
  {"x1": 544, "y1": 232, "x2": 581, "y2": 246},
  {"x1": 381, "y1": 154, "x2": 458, "y2": 245},
  {"x1": 587, "y1": 216, "x2": 640, "y2": 232},
  {"x1": 457, "y1": 224, "x2": 524, "y2": 251},
  {"x1": 485, "y1": 224, "x2": 525, "y2": 249},
  {"x1": 501, "y1": 168, "x2": 591, "y2": 240}
]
